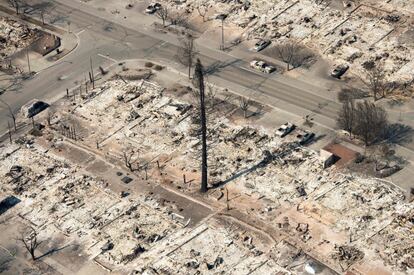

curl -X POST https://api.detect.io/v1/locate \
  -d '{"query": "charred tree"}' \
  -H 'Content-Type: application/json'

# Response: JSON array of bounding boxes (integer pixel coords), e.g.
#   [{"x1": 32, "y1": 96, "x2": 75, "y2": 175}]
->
[
  {"x1": 194, "y1": 59, "x2": 208, "y2": 193},
  {"x1": 17, "y1": 229, "x2": 42, "y2": 261},
  {"x1": 177, "y1": 34, "x2": 198, "y2": 79}
]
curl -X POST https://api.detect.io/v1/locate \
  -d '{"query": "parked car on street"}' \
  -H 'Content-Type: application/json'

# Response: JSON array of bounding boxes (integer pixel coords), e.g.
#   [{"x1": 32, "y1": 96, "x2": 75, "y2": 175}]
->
[
  {"x1": 275, "y1": 122, "x2": 295, "y2": 137},
  {"x1": 250, "y1": 60, "x2": 276, "y2": 74},
  {"x1": 252, "y1": 40, "x2": 271, "y2": 52},
  {"x1": 146, "y1": 3, "x2": 161, "y2": 14},
  {"x1": 296, "y1": 130, "x2": 315, "y2": 145},
  {"x1": 330, "y1": 64, "x2": 349, "y2": 79}
]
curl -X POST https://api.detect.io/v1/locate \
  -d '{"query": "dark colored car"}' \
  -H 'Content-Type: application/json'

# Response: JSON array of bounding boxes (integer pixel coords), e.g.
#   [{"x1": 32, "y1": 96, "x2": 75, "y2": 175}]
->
[
  {"x1": 331, "y1": 64, "x2": 349, "y2": 79},
  {"x1": 297, "y1": 131, "x2": 315, "y2": 145},
  {"x1": 146, "y1": 3, "x2": 161, "y2": 14}
]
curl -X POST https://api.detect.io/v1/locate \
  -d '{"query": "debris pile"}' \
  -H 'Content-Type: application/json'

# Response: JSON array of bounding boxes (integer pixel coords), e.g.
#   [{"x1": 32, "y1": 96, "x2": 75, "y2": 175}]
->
[
  {"x1": 331, "y1": 245, "x2": 364, "y2": 267},
  {"x1": 135, "y1": 220, "x2": 271, "y2": 274},
  {"x1": 159, "y1": 0, "x2": 414, "y2": 83},
  {"x1": 0, "y1": 17, "x2": 41, "y2": 59},
  {"x1": 0, "y1": 145, "x2": 184, "y2": 269},
  {"x1": 371, "y1": 204, "x2": 414, "y2": 271},
  {"x1": 318, "y1": 178, "x2": 405, "y2": 240},
  {"x1": 50, "y1": 77, "x2": 412, "y2": 273},
  {"x1": 2, "y1": 72, "x2": 413, "y2": 274}
]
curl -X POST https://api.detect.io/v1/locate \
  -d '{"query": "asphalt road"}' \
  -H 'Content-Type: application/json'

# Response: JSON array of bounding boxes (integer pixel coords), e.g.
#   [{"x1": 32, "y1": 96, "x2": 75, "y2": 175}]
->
[{"x1": 0, "y1": 0, "x2": 344, "y2": 136}]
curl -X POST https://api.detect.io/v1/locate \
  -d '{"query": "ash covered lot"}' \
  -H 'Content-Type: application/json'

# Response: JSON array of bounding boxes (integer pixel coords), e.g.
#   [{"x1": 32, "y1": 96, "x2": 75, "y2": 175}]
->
[
  {"x1": 0, "y1": 16, "x2": 41, "y2": 59},
  {"x1": 134, "y1": 0, "x2": 414, "y2": 85},
  {"x1": 0, "y1": 63, "x2": 413, "y2": 274}
]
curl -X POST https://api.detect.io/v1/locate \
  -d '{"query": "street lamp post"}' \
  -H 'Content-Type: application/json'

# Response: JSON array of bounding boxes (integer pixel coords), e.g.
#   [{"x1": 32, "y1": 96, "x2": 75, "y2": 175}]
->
[
  {"x1": 26, "y1": 48, "x2": 31, "y2": 73},
  {"x1": 220, "y1": 18, "x2": 224, "y2": 50},
  {"x1": 216, "y1": 14, "x2": 227, "y2": 51}
]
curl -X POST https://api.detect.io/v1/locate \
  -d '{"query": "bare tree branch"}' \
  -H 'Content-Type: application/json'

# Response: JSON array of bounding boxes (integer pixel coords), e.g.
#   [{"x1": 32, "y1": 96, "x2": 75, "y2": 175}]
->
[
  {"x1": 361, "y1": 63, "x2": 394, "y2": 101},
  {"x1": 338, "y1": 100, "x2": 388, "y2": 146},
  {"x1": 196, "y1": 3, "x2": 209, "y2": 22},
  {"x1": 170, "y1": 12, "x2": 189, "y2": 29},
  {"x1": 238, "y1": 96, "x2": 251, "y2": 118},
  {"x1": 269, "y1": 40, "x2": 314, "y2": 71},
  {"x1": 122, "y1": 147, "x2": 140, "y2": 172},
  {"x1": 176, "y1": 34, "x2": 198, "y2": 79},
  {"x1": 7, "y1": 0, "x2": 26, "y2": 14},
  {"x1": 0, "y1": 99, "x2": 17, "y2": 131},
  {"x1": 17, "y1": 228, "x2": 42, "y2": 260},
  {"x1": 337, "y1": 99, "x2": 356, "y2": 138},
  {"x1": 156, "y1": 6, "x2": 169, "y2": 27}
]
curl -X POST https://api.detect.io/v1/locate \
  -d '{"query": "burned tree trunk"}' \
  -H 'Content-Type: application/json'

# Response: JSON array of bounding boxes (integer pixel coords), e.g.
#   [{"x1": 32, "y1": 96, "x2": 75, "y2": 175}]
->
[
  {"x1": 18, "y1": 229, "x2": 42, "y2": 261},
  {"x1": 1, "y1": 99, "x2": 17, "y2": 131},
  {"x1": 177, "y1": 34, "x2": 198, "y2": 79},
  {"x1": 194, "y1": 59, "x2": 208, "y2": 193}
]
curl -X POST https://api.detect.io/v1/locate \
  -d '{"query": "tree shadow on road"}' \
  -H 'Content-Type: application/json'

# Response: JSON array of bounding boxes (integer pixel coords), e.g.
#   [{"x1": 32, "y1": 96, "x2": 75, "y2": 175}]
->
[
  {"x1": 24, "y1": 1, "x2": 55, "y2": 17},
  {"x1": 383, "y1": 123, "x2": 414, "y2": 145},
  {"x1": 49, "y1": 14, "x2": 69, "y2": 25},
  {"x1": 204, "y1": 59, "x2": 242, "y2": 76}
]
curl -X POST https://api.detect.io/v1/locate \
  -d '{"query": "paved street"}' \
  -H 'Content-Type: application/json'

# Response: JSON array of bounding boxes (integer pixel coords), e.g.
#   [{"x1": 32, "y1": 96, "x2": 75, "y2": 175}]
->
[
  {"x1": 0, "y1": 0, "x2": 413, "y2": 158},
  {"x1": 0, "y1": 0, "x2": 340, "y2": 132}
]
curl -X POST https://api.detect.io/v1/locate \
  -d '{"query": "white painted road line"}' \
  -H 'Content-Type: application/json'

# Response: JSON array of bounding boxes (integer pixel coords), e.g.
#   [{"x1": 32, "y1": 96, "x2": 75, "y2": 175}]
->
[
  {"x1": 238, "y1": 66, "x2": 268, "y2": 77},
  {"x1": 97, "y1": 53, "x2": 118, "y2": 63},
  {"x1": 157, "y1": 41, "x2": 168, "y2": 48}
]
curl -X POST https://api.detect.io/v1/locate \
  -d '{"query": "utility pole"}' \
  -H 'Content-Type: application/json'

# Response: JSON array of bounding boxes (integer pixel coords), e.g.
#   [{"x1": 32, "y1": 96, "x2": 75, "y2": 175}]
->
[
  {"x1": 85, "y1": 75, "x2": 88, "y2": 93},
  {"x1": 226, "y1": 187, "x2": 230, "y2": 210},
  {"x1": 26, "y1": 48, "x2": 31, "y2": 73},
  {"x1": 7, "y1": 121, "x2": 12, "y2": 143},
  {"x1": 90, "y1": 57, "x2": 95, "y2": 89},
  {"x1": 216, "y1": 14, "x2": 227, "y2": 51},
  {"x1": 1, "y1": 99, "x2": 17, "y2": 131},
  {"x1": 195, "y1": 59, "x2": 208, "y2": 193},
  {"x1": 221, "y1": 18, "x2": 224, "y2": 50}
]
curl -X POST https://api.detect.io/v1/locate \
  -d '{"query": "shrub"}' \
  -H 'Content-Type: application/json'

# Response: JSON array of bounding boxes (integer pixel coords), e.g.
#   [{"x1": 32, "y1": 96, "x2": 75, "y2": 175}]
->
[
  {"x1": 144, "y1": 62, "x2": 154, "y2": 68},
  {"x1": 354, "y1": 152, "x2": 365, "y2": 163}
]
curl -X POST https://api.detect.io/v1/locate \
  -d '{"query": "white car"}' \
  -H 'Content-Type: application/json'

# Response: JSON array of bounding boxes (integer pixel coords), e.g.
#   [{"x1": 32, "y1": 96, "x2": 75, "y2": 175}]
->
[
  {"x1": 275, "y1": 122, "x2": 295, "y2": 137},
  {"x1": 250, "y1": 60, "x2": 276, "y2": 74},
  {"x1": 252, "y1": 40, "x2": 271, "y2": 52},
  {"x1": 146, "y1": 3, "x2": 161, "y2": 14}
]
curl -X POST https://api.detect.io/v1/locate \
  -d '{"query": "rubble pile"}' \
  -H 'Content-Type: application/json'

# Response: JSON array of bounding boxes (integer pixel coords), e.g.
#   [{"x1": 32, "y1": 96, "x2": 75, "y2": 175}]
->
[
  {"x1": 371, "y1": 204, "x2": 414, "y2": 271},
  {"x1": 0, "y1": 145, "x2": 185, "y2": 269},
  {"x1": 0, "y1": 145, "x2": 290, "y2": 274},
  {"x1": 68, "y1": 79, "x2": 406, "y2": 206},
  {"x1": 331, "y1": 245, "x2": 364, "y2": 267},
  {"x1": 319, "y1": 178, "x2": 405, "y2": 240},
  {"x1": 68, "y1": 79, "x2": 333, "y2": 205},
  {"x1": 3, "y1": 72, "x2": 412, "y2": 273},
  {"x1": 160, "y1": 0, "x2": 414, "y2": 83},
  {"x1": 0, "y1": 17, "x2": 41, "y2": 59},
  {"x1": 134, "y1": 219, "x2": 272, "y2": 274},
  {"x1": 55, "y1": 77, "x2": 414, "y2": 273},
  {"x1": 387, "y1": 0, "x2": 414, "y2": 13}
]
